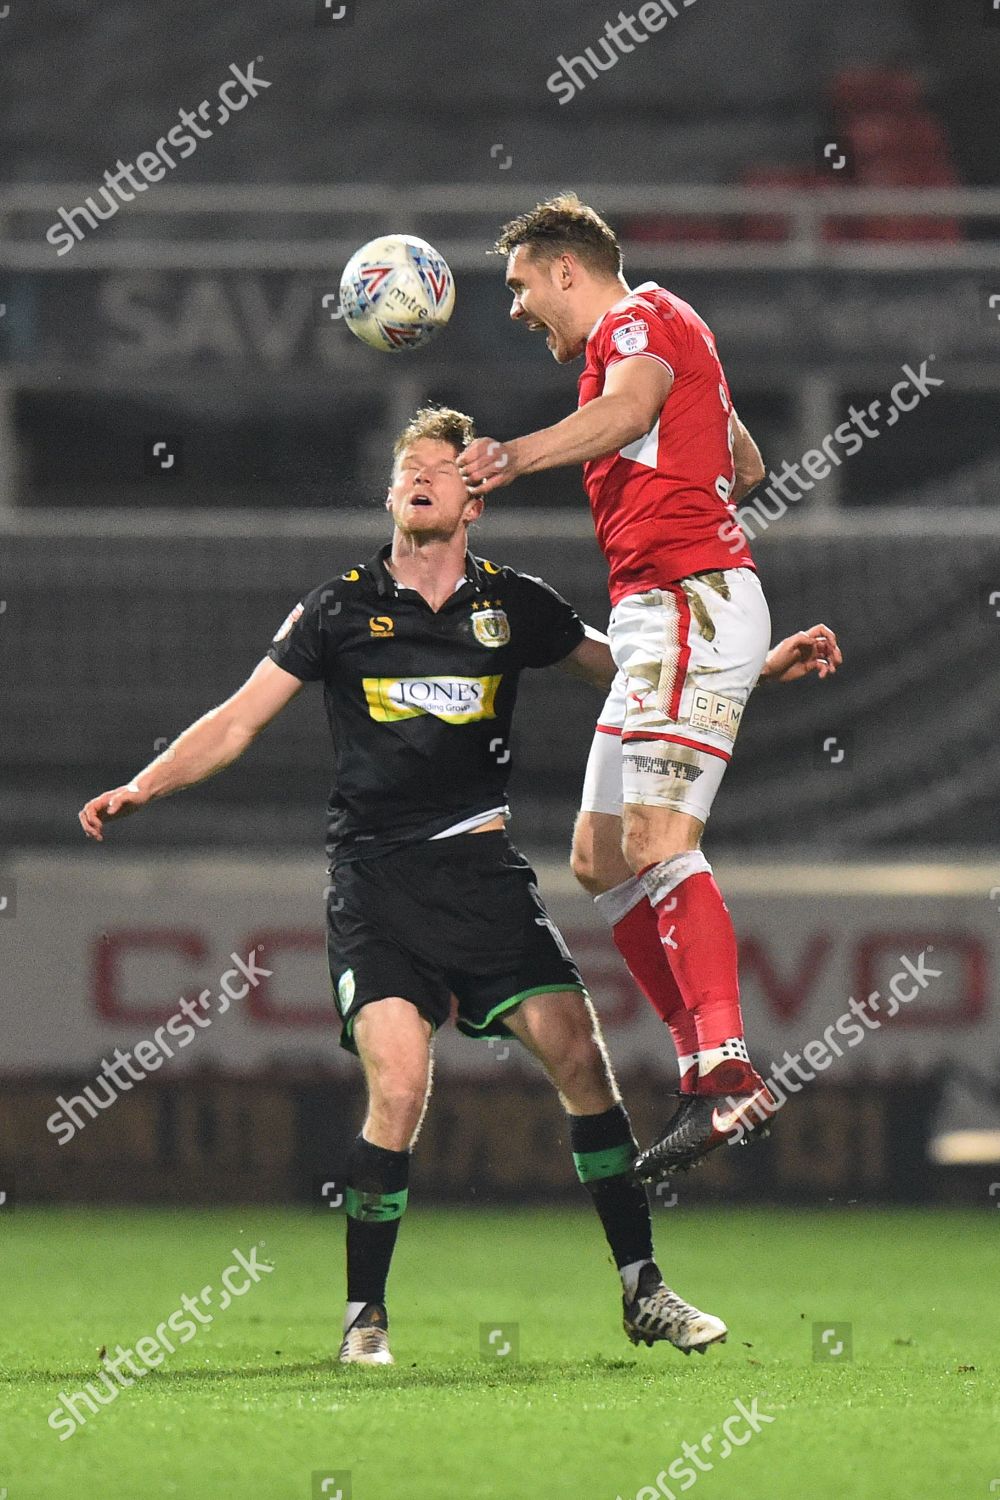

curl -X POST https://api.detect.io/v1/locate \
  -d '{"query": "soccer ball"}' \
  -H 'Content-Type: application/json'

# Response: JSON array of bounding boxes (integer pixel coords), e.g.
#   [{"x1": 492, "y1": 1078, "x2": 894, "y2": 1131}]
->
[{"x1": 339, "y1": 234, "x2": 455, "y2": 353}]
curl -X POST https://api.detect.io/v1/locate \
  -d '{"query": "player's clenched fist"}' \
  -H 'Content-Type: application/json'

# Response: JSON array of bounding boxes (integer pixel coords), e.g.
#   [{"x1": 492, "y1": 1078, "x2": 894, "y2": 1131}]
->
[
  {"x1": 456, "y1": 437, "x2": 520, "y2": 495},
  {"x1": 78, "y1": 783, "x2": 149, "y2": 841},
  {"x1": 762, "y1": 624, "x2": 842, "y2": 683}
]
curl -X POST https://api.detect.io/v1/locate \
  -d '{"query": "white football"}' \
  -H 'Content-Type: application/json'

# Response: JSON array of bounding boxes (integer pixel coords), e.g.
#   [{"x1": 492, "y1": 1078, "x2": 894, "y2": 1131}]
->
[{"x1": 339, "y1": 234, "x2": 456, "y2": 353}]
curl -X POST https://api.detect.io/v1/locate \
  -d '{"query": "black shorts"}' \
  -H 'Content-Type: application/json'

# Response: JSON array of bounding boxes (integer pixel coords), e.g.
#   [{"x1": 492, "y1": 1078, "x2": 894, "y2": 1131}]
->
[{"x1": 326, "y1": 831, "x2": 585, "y2": 1052}]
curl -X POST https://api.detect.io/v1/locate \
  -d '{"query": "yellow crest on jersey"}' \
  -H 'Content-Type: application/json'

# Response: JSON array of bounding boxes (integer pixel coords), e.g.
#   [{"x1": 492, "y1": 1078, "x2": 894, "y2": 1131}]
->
[{"x1": 472, "y1": 608, "x2": 510, "y2": 648}]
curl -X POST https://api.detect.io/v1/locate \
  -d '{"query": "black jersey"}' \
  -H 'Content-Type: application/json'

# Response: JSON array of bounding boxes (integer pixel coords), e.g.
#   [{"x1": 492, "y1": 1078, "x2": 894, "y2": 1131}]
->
[{"x1": 267, "y1": 544, "x2": 586, "y2": 864}]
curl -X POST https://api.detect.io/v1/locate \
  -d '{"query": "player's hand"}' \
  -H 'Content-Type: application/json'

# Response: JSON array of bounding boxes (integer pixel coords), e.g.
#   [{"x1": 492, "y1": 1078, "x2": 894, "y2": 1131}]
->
[
  {"x1": 78, "y1": 783, "x2": 149, "y2": 841},
  {"x1": 456, "y1": 437, "x2": 521, "y2": 495},
  {"x1": 761, "y1": 624, "x2": 842, "y2": 683}
]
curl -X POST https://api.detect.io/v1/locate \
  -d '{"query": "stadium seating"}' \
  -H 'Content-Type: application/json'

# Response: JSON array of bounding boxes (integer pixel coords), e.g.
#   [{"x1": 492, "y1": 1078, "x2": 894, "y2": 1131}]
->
[
  {"x1": 827, "y1": 69, "x2": 962, "y2": 243},
  {"x1": 741, "y1": 68, "x2": 962, "y2": 246},
  {"x1": 0, "y1": 0, "x2": 922, "y2": 188}
]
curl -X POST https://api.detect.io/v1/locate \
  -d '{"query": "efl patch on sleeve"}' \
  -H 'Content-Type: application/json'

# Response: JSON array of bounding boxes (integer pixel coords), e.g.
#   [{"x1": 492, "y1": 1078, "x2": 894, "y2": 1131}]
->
[
  {"x1": 272, "y1": 602, "x2": 304, "y2": 643},
  {"x1": 611, "y1": 319, "x2": 649, "y2": 356}
]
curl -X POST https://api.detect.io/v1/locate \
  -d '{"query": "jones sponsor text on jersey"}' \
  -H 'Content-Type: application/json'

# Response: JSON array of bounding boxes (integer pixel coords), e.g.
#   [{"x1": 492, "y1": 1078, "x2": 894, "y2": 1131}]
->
[
  {"x1": 363, "y1": 674, "x2": 502, "y2": 724},
  {"x1": 265, "y1": 545, "x2": 585, "y2": 858}
]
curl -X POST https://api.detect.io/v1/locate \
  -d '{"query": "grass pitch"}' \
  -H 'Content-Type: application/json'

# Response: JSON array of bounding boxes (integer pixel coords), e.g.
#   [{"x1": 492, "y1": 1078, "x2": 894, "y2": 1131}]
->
[{"x1": 1, "y1": 1206, "x2": 997, "y2": 1500}]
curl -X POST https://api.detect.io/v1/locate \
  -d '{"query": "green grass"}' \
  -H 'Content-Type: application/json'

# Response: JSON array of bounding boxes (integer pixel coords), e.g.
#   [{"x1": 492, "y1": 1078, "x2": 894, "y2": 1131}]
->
[{"x1": 1, "y1": 1206, "x2": 998, "y2": 1499}]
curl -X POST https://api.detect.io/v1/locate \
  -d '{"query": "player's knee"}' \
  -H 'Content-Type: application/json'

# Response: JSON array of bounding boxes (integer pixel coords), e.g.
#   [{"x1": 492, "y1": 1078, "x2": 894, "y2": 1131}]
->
[
  {"x1": 622, "y1": 813, "x2": 699, "y2": 874},
  {"x1": 569, "y1": 834, "x2": 602, "y2": 894},
  {"x1": 622, "y1": 830, "x2": 670, "y2": 874},
  {"x1": 570, "y1": 814, "x2": 624, "y2": 895}
]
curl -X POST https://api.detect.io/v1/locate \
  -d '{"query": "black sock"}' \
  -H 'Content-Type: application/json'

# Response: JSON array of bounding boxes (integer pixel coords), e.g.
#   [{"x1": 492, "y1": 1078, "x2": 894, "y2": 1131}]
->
[
  {"x1": 344, "y1": 1133, "x2": 410, "y2": 1307},
  {"x1": 570, "y1": 1103, "x2": 653, "y2": 1271}
]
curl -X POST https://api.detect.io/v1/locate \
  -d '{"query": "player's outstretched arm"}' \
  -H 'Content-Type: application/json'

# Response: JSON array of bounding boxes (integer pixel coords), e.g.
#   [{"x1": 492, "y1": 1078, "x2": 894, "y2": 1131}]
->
[
  {"x1": 457, "y1": 358, "x2": 672, "y2": 495},
  {"x1": 557, "y1": 627, "x2": 616, "y2": 689},
  {"x1": 759, "y1": 624, "x2": 842, "y2": 684},
  {"x1": 78, "y1": 657, "x2": 304, "y2": 841}
]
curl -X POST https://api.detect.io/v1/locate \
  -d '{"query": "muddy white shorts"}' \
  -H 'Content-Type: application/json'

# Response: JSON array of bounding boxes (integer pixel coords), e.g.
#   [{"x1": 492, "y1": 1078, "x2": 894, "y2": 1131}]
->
[{"x1": 580, "y1": 567, "x2": 771, "y2": 826}]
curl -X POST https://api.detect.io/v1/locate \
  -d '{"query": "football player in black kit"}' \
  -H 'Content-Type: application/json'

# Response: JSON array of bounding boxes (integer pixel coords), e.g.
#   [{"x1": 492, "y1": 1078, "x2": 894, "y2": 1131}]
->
[{"x1": 80, "y1": 405, "x2": 827, "y2": 1366}]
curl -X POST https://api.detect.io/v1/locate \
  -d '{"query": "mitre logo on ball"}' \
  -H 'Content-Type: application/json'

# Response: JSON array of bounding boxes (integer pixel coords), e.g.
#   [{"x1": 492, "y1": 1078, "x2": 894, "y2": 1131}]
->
[{"x1": 339, "y1": 234, "x2": 456, "y2": 354}]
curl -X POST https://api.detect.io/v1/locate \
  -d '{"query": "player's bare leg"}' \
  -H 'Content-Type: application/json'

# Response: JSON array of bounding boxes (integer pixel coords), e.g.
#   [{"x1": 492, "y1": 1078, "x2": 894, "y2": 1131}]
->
[
  {"x1": 355, "y1": 997, "x2": 434, "y2": 1151},
  {"x1": 571, "y1": 809, "x2": 700, "y2": 1092},
  {"x1": 503, "y1": 990, "x2": 727, "y2": 1355},
  {"x1": 622, "y1": 804, "x2": 776, "y2": 1180},
  {"x1": 339, "y1": 997, "x2": 433, "y2": 1365},
  {"x1": 570, "y1": 808, "x2": 632, "y2": 899}
]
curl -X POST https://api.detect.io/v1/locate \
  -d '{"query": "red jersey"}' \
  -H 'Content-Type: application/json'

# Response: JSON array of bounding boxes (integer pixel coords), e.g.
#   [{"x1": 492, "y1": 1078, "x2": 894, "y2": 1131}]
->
[{"x1": 577, "y1": 282, "x2": 755, "y2": 605}]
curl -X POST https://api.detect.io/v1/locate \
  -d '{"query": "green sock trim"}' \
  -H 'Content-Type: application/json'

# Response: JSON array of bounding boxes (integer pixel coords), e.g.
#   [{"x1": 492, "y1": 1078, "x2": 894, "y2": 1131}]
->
[
  {"x1": 345, "y1": 1186, "x2": 409, "y2": 1222},
  {"x1": 572, "y1": 1143, "x2": 636, "y2": 1183}
]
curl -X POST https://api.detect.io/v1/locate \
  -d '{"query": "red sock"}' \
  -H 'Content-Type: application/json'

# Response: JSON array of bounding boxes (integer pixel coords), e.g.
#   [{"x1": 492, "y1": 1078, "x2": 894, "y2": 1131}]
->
[
  {"x1": 610, "y1": 897, "x2": 699, "y2": 1091},
  {"x1": 644, "y1": 859, "x2": 760, "y2": 1094}
]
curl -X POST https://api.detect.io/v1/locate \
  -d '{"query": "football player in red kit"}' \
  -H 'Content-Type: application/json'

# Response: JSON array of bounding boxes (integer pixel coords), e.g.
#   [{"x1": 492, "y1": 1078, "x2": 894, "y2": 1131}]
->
[{"x1": 458, "y1": 194, "x2": 841, "y2": 1180}]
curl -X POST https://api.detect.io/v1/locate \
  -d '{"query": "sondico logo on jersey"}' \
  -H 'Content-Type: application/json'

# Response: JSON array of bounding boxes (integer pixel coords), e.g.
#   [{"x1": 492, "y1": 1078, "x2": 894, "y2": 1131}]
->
[{"x1": 363, "y1": 675, "x2": 502, "y2": 724}]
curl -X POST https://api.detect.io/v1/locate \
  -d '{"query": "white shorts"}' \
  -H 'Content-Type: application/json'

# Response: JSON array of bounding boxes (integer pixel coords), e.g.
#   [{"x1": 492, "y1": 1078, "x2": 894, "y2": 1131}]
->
[{"x1": 580, "y1": 567, "x2": 771, "y2": 826}]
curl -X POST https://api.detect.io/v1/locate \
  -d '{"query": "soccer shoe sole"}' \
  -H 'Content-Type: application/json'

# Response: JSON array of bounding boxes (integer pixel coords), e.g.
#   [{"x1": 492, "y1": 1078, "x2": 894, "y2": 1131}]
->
[
  {"x1": 652, "y1": 1123, "x2": 772, "y2": 1177},
  {"x1": 633, "y1": 1097, "x2": 775, "y2": 1181},
  {"x1": 624, "y1": 1316, "x2": 728, "y2": 1355}
]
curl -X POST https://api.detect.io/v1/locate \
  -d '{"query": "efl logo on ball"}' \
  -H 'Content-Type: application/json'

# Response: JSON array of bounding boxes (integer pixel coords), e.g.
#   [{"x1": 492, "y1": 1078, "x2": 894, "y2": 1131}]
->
[{"x1": 339, "y1": 234, "x2": 455, "y2": 354}]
